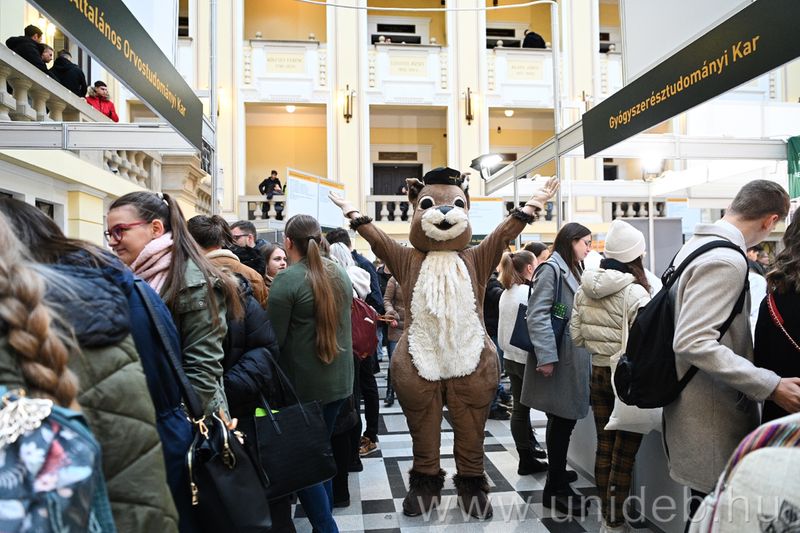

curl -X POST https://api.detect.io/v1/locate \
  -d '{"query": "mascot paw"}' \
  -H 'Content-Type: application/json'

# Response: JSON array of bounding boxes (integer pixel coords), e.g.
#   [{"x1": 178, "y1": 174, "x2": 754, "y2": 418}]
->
[
  {"x1": 453, "y1": 474, "x2": 493, "y2": 520},
  {"x1": 403, "y1": 469, "x2": 446, "y2": 517}
]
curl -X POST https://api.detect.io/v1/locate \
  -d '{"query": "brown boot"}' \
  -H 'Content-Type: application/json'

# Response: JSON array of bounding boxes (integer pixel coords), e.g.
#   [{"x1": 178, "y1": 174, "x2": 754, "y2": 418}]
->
[
  {"x1": 453, "y1": 474, "x2": 493, "y2": 519},
  {"x1": 402, "y1": 469, "x2": 446, "y2": 517}
]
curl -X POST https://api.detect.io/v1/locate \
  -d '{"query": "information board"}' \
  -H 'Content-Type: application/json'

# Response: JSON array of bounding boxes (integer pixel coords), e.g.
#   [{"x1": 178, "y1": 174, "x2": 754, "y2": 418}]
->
[{"x1": 285, "y1": 168, "x2": 345, "y2": 229}]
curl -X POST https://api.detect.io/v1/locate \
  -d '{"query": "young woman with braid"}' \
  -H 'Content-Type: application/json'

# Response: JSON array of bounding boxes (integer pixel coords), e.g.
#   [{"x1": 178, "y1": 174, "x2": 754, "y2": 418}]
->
[
  {"x1": 267, "y1": 214, "x2": 354, "y2": 533},
  {"x1": 0, "y1": 212, "x2": 178, "y2": 532}
]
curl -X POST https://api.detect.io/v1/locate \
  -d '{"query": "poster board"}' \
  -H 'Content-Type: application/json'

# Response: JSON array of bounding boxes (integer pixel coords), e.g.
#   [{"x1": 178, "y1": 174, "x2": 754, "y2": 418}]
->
[
  {"x1": 285, "y1": 168, "x2": 345, "y2": 229},
  {"x1": 469, "y1": 197, "x2": 505, "y2": 237}
]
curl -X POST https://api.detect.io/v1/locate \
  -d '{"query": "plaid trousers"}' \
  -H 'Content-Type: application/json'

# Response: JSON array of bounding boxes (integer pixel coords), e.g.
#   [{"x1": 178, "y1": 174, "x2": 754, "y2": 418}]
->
[{"x1": 591, "y1": 365, "x2": 643, "y2": 527}]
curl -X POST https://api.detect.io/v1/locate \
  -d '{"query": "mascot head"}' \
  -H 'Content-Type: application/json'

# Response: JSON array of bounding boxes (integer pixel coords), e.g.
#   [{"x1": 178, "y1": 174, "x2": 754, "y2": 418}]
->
[{"x1": 407, "y1": 167, "x2": 472, "y2": 252}]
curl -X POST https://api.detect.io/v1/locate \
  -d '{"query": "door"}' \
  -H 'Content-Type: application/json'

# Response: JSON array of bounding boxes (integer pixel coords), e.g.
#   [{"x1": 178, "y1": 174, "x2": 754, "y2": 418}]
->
[{"x1": 372, "y1": 163, "x2": 422, "y2": 220}]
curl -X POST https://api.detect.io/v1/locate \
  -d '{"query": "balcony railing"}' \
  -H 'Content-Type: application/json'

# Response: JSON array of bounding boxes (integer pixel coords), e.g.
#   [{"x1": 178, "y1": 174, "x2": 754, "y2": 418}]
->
[
  {"x1": 606, "y1": 200, "x2": 667, "y2": 220},
  {"x1": 366, "y1": 195, "x2": 559, "y2": 223},
  {"x1": 367, "y1": 44, "x2": 449, "y2": 105},
  {"x1": 486, "y1": 48, "x2": 554, "y2": 108},
  {"x1": 239, "y1": 194, "x2": 287, "y2": 222}
]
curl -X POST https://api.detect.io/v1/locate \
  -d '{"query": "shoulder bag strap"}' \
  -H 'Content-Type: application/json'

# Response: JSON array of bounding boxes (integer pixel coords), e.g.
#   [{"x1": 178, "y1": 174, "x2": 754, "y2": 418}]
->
[
  {"x1": 768, "y1": 293, "x2": 800, "y2": 353},
  {"x1": 134, "y1": 279, "x2": 204, "y2": 420},
  {"x1": 546, "y1": 261, "x2": 562, "y2": 305}
]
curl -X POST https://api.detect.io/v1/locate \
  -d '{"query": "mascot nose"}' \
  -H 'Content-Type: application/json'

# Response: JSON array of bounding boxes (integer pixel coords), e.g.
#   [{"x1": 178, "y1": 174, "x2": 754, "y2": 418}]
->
[{"x1": 437, "y1": 205, "x2": 453, "y2": 215}]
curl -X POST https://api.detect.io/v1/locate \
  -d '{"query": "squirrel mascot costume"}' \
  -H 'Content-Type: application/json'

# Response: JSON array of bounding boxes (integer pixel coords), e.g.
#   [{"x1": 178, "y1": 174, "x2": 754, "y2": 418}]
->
[{"x1": 330, "y1": 168, "x2": 558, "y2": 519}]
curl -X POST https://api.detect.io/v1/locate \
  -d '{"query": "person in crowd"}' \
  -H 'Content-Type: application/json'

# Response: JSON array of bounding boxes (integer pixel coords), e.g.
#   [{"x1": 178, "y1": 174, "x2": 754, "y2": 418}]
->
[
  {"x1": 261, "y1": 241, "x2": 288, "y2": 297},
  {"x1": 188, "y1": 215, "x2": 267, "y2": 308},
  {"x1": 497, "y1": 250, "x2": 548, "y2": 476},
  {"x1": 86, "y1": 80, "x2": 119, "y2": 122},
  {"x1": 0, "y1": 205, "x2": 179, "y2": 531},
  {"x1": 326, "y1": 227, "x2": 383, "y2": 457},
  {"x1": 258, "y1": 169, "x2": 284, "y2": 219},
  {"x1": 666, "y1": 180, "x2": 800, "y2": 526},
  {"x1": 570, "y1": 219, "x2": 652, "y2": 532},
  {"x1": 383, "y1": 275, "x2": 405, "y2": 407},
  {"x1": 50, "y1": 49, "x2": 88, "y2": 97},
  {"x1": 5, "y1": 24, "x2": 49, "y2": 73},
  {"x1": 524, "y1": 241, "x2": 550, "y2": 263},
  {"x1": 230, "y1": 220, "x2": 267, "y2": 274},
  {"x1": 748, "y1": 256, "x2": 768, "y2": 337},
  {"x1": 485, "y1": 269, "x2": 512, "y2": 420},
  {"x1": 755, "y1": 210, "x2": 800, "y2": 423},
  {"x1": 521, "y1": 222, "x2": 593, "y2": 516},
  {"x1": 0, "y1": 198, "x2": 193, "y2": 530},
  {"x1": 187, "y1": 213, "x2": 294, "y2": 531},
  {"x1": 267, "y1": 214, "x2": 354, "y2": 533},
  {"x1": 522, "y1": 28, "x2": 546, "y2": 48},
  {"x1": 106, "y1": 191, "x2": 242, "y2": 416},
  {"x1": 757, "y1": 247, "x2": 771, "y2": 268},
  {"x1": 37, "y1": 43, "x2": 57, "y2": 79},
  {"x1": 746, "y1": 244, "x2": 766, "y2": 276}
]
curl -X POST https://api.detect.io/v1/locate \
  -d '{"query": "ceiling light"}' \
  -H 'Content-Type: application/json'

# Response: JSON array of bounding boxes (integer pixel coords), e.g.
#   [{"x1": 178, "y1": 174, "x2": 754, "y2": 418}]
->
[
  {"x1": 285, "y1": 105, "x2": 296, "y2": 113},
  {"x1": 504, "y1": 109, "x2": 514, "y2": 117}
]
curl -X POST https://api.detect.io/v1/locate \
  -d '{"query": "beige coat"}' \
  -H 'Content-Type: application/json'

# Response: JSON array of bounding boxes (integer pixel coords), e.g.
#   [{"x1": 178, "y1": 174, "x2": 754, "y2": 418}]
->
[
  {"x1": 570, "y1": 268, "x2": 650, "y2": 367},
  {"x1": 383, "y1": 276, "x2": 405, "y2": 343},
  {"x1": 665, "y1": 220, "x2": 780, "y2": 493}
]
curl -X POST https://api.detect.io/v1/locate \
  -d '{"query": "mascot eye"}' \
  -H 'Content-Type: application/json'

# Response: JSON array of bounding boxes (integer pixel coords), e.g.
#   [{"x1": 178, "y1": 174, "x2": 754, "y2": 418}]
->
[
  {"x1": 419, "y1": 196, "x2": 435, "y2": 210},
  {"x1": 454, "y1": 198, "x2": 466, "y2": 208}
]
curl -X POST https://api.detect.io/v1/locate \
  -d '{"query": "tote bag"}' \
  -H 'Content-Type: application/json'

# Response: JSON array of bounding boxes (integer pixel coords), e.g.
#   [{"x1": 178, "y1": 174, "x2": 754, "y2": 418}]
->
[{"x1": 509, "y1": 262, "x2": 567, "y2": 353}]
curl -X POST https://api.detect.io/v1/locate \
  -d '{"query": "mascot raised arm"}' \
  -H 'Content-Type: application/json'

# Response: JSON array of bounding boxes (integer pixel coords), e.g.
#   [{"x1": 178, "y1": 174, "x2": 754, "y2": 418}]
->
[{"x1": 329, "y1": 168, "x2": 558, "y2": 519}]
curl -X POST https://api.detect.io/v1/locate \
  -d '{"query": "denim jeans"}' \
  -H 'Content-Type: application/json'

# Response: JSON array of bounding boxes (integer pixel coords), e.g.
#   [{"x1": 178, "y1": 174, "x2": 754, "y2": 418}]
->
[{"x1": 296, "y1": 399, "x2": 345, "y2": 533}]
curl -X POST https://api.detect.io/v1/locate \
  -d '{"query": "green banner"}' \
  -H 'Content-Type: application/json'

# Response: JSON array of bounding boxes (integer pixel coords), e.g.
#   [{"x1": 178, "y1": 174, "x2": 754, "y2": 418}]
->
[
  {"x1": 28, "y1": 0, "x2": 202, "y2": 150},
  {"x1": 789, "y1": 136, "x2": 800, "y2": 199},
  {"x1": 583, "y1": 0, "x2": 800, "y2": 157}
]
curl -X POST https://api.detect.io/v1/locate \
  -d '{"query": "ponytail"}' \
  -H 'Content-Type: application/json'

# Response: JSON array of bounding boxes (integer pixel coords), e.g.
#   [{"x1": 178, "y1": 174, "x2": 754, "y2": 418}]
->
[
  {"x1": 498, "y1": 250, "x2": 536, "y2": 288},
  {"x1": 0, "y1": 213, "x2": 77, "y2": 407},
  {"x1": 285, "y1": 215, "x2": 346, "y2": 364}
]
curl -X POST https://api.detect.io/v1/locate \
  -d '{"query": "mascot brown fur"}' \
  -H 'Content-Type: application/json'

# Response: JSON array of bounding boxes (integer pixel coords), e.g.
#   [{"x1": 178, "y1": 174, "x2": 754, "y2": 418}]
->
[{"x1": 330, "y1": 168, "x2": 557, "y2": 519}]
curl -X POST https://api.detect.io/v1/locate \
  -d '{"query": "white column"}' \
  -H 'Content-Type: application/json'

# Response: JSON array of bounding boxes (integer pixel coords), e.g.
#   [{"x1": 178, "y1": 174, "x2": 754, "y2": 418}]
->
[{"x1": 0, "y1": 0, "x2": 25, "y2": 44}]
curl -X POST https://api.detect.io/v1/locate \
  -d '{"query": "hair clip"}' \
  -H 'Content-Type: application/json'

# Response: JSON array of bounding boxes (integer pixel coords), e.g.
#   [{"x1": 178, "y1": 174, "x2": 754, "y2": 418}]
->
[{"x1": 156, "y1": 192, "x2": 169, "y2": 206}]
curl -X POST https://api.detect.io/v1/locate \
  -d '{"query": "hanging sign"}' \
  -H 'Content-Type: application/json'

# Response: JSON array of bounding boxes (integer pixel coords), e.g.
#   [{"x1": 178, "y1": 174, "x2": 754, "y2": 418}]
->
[
  {"x1": 29, "y1": 0, "x2": 203, "y2": 150},
  {"x1": 582, "y1": 0, "x2": 800, "y2": 157}
]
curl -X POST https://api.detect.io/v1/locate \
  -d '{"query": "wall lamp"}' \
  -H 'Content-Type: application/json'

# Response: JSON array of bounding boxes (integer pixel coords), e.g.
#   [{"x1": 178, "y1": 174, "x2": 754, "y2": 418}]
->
[
  {"x1": 343, "y1": 85, "x2": 355, "y2": 123},
  {"x1": 465, "y1": 87, "x2": 474, "y2": 125},
  {"x1": 470, "y1": 153, "x2": 503, "y2": 181}
]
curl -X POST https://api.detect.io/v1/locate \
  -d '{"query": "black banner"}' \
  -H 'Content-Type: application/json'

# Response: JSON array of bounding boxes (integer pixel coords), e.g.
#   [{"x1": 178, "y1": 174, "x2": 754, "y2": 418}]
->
[
  {"x1": 582, "y1": 0, "x2": 800, "y2": 157},
  {"x1": 29, "y1": 0, "x2": 202, "y2": 149}
]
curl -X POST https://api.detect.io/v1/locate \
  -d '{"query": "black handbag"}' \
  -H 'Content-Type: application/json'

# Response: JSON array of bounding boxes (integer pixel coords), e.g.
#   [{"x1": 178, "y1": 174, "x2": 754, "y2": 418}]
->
[
  {"x1": 136, "y1": 281, "x2": 272, "y2": 532},
  {"x1": 509, "y1": 262, "x2": 568, "y2": 353},
  {"x1": 253, "y1": 365, "x2": 337, "y2": 500}
]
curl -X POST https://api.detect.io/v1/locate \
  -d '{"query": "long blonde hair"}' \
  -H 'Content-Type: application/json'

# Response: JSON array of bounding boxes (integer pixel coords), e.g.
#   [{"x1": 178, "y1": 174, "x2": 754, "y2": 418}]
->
[
  {"x1": 285, "y1": 215, "x2": 346, "y2": 364},
  {"x1": 0, "y1": 213, "x2": 77, "y2": 407}
]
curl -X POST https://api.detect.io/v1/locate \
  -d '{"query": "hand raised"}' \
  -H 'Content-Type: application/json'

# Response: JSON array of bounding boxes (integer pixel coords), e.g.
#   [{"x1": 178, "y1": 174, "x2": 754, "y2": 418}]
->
[
  {"x1": 528, "y1": 176, "x2": 560, "y2": 209},
  {"x1": 328, "y1": 191, "x2": 357, "y2": 216}
]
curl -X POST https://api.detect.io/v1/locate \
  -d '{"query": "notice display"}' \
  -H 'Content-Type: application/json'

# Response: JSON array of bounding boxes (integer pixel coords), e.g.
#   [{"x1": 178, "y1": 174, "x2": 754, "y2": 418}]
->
[
  {"x1": 29, "y1": 0, "x2": 203, "y2": 149},
  {"x1": 285, "y1": 169, "x2": 345, "y2": 229},
  {"x1": 582, "y1": 0, "x2": 800, "y2": 157},
  {"x1": 469, "y1": 197, "x2": 505, "y2": 237}
]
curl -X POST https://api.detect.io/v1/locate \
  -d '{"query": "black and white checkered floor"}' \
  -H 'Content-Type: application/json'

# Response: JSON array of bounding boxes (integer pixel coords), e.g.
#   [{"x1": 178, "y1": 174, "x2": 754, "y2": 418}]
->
[{"x1": 292, "y1": 360, "x2": 655, "y2": 533}]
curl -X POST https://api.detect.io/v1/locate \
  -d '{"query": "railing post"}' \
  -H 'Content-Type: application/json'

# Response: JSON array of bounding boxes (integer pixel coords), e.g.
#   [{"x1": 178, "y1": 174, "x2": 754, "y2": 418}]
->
[
  {"x1": 8, "y1": 78, "x2": 35, "y2": 121},
  {"x1": 0, "y1": 66, "x2": 14, "y2": 121}
]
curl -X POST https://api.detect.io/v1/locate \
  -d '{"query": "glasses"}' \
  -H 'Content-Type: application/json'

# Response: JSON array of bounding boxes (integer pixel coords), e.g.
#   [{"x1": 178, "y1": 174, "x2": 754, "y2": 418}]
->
[
  {"x1": 581, "y1": 238, "x2": 592, "y2": 246},
  {"x1": 232, "y1": 233, "x2": 250, "y2": 242},
  {"x1": 104, "y1": 221, "x2": 147, "y2": 241}
]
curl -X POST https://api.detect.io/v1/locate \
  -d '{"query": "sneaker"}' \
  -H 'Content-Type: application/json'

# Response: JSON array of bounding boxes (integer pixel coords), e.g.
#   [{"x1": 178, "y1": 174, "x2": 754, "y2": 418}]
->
[
  {"x1": 359, "y1": 436, "x2": 379, "y2": 457},
  {"x1": 488, "y1": 407, "x2": 510, "y2": 420}
]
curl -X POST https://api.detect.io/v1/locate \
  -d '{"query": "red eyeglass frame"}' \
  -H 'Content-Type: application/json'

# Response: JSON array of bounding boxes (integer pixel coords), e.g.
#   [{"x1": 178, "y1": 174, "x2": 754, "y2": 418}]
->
[{"x1": 104, "y1": 220, "x2": 148, "y2": 241}]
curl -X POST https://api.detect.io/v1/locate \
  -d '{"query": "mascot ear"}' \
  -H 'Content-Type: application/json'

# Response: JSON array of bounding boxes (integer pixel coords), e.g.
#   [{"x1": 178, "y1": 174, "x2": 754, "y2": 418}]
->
[{"x1": 407, "y1": 178, "x2": 424, "y2": 203}]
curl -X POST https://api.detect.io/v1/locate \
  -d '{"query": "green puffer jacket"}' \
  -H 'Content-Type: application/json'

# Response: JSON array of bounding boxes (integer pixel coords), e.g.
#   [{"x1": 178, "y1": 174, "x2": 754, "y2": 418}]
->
[{"x1": 0, "y1": 264, "x2": 178, "y2": 532}]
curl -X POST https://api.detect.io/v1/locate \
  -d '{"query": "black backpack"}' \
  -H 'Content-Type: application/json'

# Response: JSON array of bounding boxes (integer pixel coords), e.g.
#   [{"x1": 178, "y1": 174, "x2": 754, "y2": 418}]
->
[{"x1": 614, "y1": 240, "x2": 749, "y2": 408}]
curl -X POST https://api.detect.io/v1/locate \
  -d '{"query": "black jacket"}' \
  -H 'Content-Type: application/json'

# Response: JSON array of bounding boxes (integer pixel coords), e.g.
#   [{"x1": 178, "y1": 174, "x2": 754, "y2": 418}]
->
[
  {"x1": 5, "y1": 35, "x2": 48, "y2": 73},
  {"x1": 522, "y1": 31, "x2": 546, "y2": 49},
  {"x1": 229, "y1": 243, "x2": 267, "y2": 276},
  {"x1": 50, "y1": 56, "x2": 88, "y2": 97},
  {"x1": 483, "y1": 272, "x2": 503, "y2": 337},
  {"x1": 223, "y1": 276, "x2": 285, "y2": 418}
]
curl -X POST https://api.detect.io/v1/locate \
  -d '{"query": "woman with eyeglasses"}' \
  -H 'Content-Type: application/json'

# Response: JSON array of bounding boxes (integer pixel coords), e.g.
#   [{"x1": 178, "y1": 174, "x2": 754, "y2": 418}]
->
[
  {"x1": 106, "y1": 192, "x2": 243, "y2": 417},
  {"x1": 520, "y1": 222, "x2": 593, "y2": 517}
]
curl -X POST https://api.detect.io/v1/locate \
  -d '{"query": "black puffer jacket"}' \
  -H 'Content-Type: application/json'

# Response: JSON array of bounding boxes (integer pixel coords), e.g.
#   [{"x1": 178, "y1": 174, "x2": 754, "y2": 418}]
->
[
  {"x1": 50, "y1": 55, "x2": 88, "y2": 97},
  {"x1": 229, "y1": 244, "x2": 267, "y2": 276},
  {"x1": 5, "y1": 35, "x2": 48, "y2": 73},
  {"x1": 45, "y1": 264, "x2": 178, "y2": 532},
  {"x1": 222, "y1": 277, "x2": 286, "y2": 418},
  {"x1": 483, "y1": 271, "x2": 504, "y2": 338}
]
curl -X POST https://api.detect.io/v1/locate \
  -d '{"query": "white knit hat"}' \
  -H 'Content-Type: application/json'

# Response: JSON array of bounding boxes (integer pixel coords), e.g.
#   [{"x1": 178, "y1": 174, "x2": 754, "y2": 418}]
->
[{"x1": 604, "y1": 219, "x2": 645, "y2": 263}]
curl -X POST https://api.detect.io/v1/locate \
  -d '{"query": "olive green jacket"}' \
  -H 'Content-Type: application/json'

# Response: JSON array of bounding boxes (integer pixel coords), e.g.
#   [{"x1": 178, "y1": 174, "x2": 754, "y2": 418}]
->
[
  {"x1": 267, "y1": 257, "x2": 354, "y2": 405},
  {"x1": 173, "y1": 259, "x2": 229, "y2": 415}
]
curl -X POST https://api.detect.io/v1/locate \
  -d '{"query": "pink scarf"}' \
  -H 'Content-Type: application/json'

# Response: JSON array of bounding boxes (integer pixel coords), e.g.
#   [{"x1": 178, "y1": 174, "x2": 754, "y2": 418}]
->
[{"x1": 131, "y1": 232, "x2": 174, "y2": 294}]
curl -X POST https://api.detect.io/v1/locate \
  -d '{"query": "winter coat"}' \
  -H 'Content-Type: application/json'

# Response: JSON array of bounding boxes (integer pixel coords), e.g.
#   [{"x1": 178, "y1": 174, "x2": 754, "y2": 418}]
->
[
  {"x1": 222, "y1": 276, "x2": 284, "y2": 419},
  {"x1": 483, "y1": 272, "x2": 503, "y2": 338},
  {"x1": 50, "y1": 55, "x2": 87, "y2": 97},
  {"x1": 755, "y1": 289, "x2": 800, "y2": 423},
  {"x1": 0, "y1": 263, "x2": 179, "y2": 532},
  {"x1": 207, "y1": 248, "x2": 268, "y2": 308},
  {"x1": 267, "y1": 257, "x2": 354, "y2": 405},
  {"x1": 230, "y1": 244, "x2": 266, "y2": 277},
  {"x1": 383, "y1": 276, "x2": 406, "y2": 343},
  {"x1": 352, "y1": 250, "x2": 385, "y2": 315},
  {"x1": 85, "y1": 87, "x2": 119, "y2": 122},
  {"x1": 174, "y1": 259, "x2": 229, "y2": 416},
  {"x1": 665, "y1": 220, "x2": 781, "y2": 493},
  {"x1": 570, "y1": 268, "x2": 651, "y2": 367},
  {"x1": 4, "y1": 35, "x2": 48, "y2": 73},
  {"x1": 520, "y1": 252, "x2": 592, "y2": 420},
  {"x1": 497, "y1": 283, "x2": 531, "y2": 365}
]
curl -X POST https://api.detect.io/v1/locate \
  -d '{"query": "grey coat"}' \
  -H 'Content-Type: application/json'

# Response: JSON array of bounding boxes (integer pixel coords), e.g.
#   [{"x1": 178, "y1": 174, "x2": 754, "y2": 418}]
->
[
  {"x1": 665, "y1": 220, "x2": 781, "y2": 493},
  {"x1": 520, "y1": 252, "x2": 592, "y2": 420}
]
